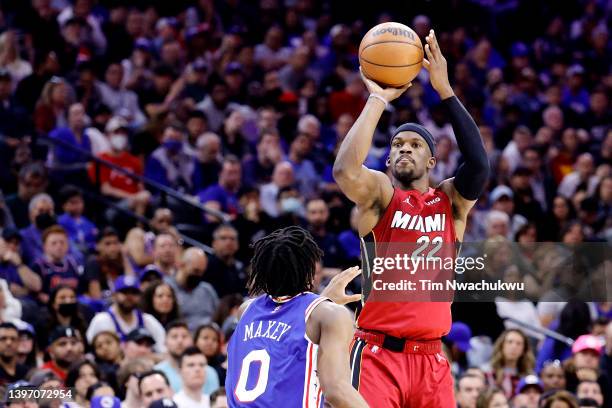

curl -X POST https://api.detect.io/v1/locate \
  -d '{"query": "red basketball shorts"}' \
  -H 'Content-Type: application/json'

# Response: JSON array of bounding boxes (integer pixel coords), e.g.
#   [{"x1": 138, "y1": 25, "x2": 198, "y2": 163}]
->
[{"x1": 349, "y1": 333, "x2": 456, "y2": 407}]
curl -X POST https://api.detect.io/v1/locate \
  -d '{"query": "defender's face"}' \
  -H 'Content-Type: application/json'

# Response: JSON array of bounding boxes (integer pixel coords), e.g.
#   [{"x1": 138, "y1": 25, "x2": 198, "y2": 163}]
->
[{"x1": 387, "y1": 132, "x2": 435, "y2": 184}]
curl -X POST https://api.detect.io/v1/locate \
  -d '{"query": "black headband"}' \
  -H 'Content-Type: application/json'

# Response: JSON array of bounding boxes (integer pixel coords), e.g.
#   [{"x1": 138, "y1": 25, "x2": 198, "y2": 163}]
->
[{"x1": 391, "y1": 123, "x2": 436, "y2": 156}]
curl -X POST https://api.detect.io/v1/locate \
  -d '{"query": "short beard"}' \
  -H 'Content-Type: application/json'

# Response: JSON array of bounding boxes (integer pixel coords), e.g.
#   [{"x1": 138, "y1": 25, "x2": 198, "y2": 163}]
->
[
  {"x1": 391, "y1": 167, "x2": 420, "y2": 186},
  {"x1": 117, "y1": 303, "x2": 135, "y2": 314},
  {"x1": 0, "y1": 354, "x2": 14, "y2": 364},
  {"x1": 55, "y1": 358, "x2": 73, "y2": 369}
]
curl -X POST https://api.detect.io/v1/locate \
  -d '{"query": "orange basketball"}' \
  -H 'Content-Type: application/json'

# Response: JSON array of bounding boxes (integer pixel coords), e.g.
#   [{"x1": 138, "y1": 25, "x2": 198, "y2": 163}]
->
[{"x1": 359, "y1": 22, "x2": 424, "y2": 88}]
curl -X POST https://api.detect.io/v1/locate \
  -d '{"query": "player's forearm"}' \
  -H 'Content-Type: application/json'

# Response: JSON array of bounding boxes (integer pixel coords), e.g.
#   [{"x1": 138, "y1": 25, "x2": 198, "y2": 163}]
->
[
  {"x1": 443, "y1": 96, "x2": 489, "y2": 199},
  {"x1": 333, "y1": 97, "x2": 385, "y2": 179},
  {"x1": 325, "y1": 382, "x2": 369, "y2": 408}
]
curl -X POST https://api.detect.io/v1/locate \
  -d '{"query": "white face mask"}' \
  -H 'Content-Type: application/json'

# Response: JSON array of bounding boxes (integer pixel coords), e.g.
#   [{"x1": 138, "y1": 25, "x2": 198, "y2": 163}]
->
[{"x1": 110, "y1": 134, "x2": 128, "y2": 151}]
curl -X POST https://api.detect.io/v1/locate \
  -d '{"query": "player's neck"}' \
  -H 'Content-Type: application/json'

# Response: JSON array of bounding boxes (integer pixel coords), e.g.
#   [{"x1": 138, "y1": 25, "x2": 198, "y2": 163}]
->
[
  {"x1": 393, "y1": 177, "x2": 429, "y2": 193},
  {"x1": 184, "y1": 385, "x2": 203, "y2": 401}
]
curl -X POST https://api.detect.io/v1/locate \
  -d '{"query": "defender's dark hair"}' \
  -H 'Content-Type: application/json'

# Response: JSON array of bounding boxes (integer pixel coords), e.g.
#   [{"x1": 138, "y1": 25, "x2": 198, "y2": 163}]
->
[{"x1": 248, "y1": 227, "x2": 322, "y2": 297}]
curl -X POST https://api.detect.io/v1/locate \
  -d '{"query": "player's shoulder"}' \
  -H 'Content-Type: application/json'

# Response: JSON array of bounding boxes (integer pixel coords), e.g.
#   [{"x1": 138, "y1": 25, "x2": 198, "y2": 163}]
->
[{"x1": 309, "y1": 300, "x2": 352, "y2": 324}]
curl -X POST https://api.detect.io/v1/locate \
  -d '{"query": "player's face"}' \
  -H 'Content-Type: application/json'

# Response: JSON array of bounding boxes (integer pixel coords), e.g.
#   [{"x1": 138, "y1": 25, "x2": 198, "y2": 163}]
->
[{"x1": 388, "y1": 132, "x2": 435, "y2": 185}]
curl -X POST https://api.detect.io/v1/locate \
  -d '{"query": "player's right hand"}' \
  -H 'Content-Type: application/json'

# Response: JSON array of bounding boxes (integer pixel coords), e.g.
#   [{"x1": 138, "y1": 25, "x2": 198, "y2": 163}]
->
[
  {"x1": 359, "y1": 67, "x2": 411, "y2": 103},
  {"x1": 321, "y1": 266, "x2": 362, "y2": 305}
]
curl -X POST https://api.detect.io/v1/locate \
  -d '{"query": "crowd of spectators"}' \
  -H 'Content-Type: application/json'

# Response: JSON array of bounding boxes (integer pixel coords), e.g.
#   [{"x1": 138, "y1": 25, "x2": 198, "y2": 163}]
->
[{"x1": 0, "y1": 0, "x2": 610, "y2": 407}]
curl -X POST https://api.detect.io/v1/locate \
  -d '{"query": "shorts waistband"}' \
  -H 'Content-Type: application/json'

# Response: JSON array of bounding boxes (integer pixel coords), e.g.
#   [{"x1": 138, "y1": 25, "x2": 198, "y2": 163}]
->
[{"x1": 354, "y1": 329, "x2": 442, "y2": 354}]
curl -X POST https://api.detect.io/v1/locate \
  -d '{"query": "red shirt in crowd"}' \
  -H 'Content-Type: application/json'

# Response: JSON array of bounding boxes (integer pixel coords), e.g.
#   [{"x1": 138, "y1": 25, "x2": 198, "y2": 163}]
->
[{"x1": 89, "y1": 152, "x2": 143, "y2": 194}]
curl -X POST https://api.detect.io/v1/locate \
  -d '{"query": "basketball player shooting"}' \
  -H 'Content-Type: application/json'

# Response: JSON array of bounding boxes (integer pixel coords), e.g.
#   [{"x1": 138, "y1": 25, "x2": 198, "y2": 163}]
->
[
  {"x1": 333, "y1": 30, "x2": 490, "y2": 407},
  {"x1": 225, "y1": 226, "x2": 369, "y2": 408}
]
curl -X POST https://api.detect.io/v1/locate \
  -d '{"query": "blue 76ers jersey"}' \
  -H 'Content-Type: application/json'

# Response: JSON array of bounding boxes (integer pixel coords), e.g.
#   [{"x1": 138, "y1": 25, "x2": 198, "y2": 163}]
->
[{"x1": 226, "y1": 292, "x2": 328, "y2": 407}]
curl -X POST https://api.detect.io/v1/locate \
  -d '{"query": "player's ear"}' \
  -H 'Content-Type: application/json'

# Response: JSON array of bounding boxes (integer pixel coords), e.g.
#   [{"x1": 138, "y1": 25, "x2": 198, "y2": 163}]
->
[
  {"x1": 427, "y1": 156, "x2": 436, "y2": 169},
  {"x1": 386, "y1": 156, "x2": 391, "y2": 167}
]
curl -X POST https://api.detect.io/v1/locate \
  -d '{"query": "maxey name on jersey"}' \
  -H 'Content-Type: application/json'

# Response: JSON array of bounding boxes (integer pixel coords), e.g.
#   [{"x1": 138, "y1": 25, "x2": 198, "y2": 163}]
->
[{"x1": 243, "y1": 320, "x2": 292, "y2": 342}]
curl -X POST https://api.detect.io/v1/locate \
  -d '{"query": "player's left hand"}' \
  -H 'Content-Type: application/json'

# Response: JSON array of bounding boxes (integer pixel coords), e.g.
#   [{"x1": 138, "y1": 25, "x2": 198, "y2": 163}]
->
[
  {"x1": 423, "y1": 29, "x2": 454, "y2": 99},
  {"x1": 321, "y1": 266, "x2": 362, "y2": 305}
]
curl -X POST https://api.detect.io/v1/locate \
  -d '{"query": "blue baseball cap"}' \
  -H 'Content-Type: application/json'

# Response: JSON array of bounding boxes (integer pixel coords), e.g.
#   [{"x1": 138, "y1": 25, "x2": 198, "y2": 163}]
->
[
  {"x1": 113, "y1": 275, "x2": 141, "y2": 293},
  {"x1": 90, "y1": 396, "x2": 121, "y2": 408},
  {"x1": 139, "y1": 265, "x2": 163, "y2": 283},
  {"x1": 516, "y1": 374, "x2": 543, "y2": 394},
  {"x1": 511, "y1": 42, "x2": 529, "y2": 58},
  {"x1": 446, "y1": 322, "x2": 472, "y2": 352}
]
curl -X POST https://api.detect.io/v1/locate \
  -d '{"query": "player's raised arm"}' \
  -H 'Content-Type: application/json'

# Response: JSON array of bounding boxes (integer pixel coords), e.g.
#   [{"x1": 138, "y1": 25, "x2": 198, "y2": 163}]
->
[
  {"x1": 309, "y1": 302, "x2": 369, "y2": 408},
  {"x1": 424, "y1": 30, "x2": 489, "y2": 220},
  {"x1": 333, "y1": 70, "x2": 410, "y2": 208}
]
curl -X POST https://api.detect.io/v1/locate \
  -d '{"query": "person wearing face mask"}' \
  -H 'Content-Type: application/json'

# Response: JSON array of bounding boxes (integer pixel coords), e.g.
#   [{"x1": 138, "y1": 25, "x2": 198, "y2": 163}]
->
[
  {"x1": 19, "y1": 193, "x2": 84, "y2": 267},
  {"x1": 37, "y1": 284, "x2": 89, "y2": 352},
  {"x1": 90, "y1": 116, "x2": 151, "y2": 217},
  {"x1": 273, "y1": 186, "x2": 306, "y2": 229},
  {"x1": 166, "y1": 247, "x2": 218, "y2": 331},
  {"x1": 145, "y1": 124, "x2": 195, "y2": 193}
]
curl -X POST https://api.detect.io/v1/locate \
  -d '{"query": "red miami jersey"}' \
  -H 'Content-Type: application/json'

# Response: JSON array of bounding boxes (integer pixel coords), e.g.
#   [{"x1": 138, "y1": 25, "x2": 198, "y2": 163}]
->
[{"x1": 357, "y1": 187, "x2": 457, "y2": 339}]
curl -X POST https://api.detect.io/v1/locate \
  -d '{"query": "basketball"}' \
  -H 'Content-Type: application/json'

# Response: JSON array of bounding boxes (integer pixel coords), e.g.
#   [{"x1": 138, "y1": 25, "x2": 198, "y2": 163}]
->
[{"x1": 359, "y1": 22, "x2": 424, "y2": 87}]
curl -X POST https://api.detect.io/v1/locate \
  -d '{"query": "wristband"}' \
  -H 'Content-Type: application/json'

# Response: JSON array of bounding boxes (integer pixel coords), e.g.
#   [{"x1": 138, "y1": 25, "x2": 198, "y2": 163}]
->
[{"x1": 368, "y1": 93, "x2": 388, "y2": 108}]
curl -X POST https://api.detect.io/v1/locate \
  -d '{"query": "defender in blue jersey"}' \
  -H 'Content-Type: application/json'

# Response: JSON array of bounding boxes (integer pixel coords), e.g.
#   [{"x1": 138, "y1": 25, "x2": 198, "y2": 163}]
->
[{"x1": 226, "y1": 227, "x2": 368, "y2": 408}]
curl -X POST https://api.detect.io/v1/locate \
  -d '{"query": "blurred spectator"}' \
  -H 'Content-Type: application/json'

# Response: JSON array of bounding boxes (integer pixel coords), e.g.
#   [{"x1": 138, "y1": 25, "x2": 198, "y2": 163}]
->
[
  {"x1": 85, "y1": 227, "x2": 130, "y2": 300},
  {"x1": 57, "y1": 185, "x2": 98, "y2": 254},
  {"x1": 444, "y1": 322, "x2": 472, "y2": 378},
  {"x1": 0, "y1": 233, "x2": 43, "y2": 298},
  {"x1": 476, "y1": 387, "x2": 508, "y2": 408},
  {"x1": 338, "y1": 206, "x2": 360, "y2": 267},
  {"x1": 148, "y1": 233, "x2": 179, "y2": 277},
  {"x1": 37, "y1": 285, "x2": 88, "y2": 352},
  {"x1": 91, "y1": 331, "x2": 122, "y2": 385},
  {"x1": 48, "y1": 102, "x2": 92, "y2": 168},
  {"x1": 122, "y1": 328, "x2": 155, "y2": 359},
  {"x1": 288, "y1": 133, "x2": 318, "y2": 197},
  {"x1": 34, "y1": 76, "x2": 73, "y2": 134},
  {"x1": 198, "y1": 156, "x2": 242, "y2": 216},
  {"x1": 142, "y1": 281, "x2": 180, "y2": 328},
  {"x1": 96, "y1": 63, "x2": 146, "y2": 128},
  {"x1": 155, "y1": 321, "x2": 220, "y2": 396},
  {"x1": 210, "y1": 387, "x2": 228, "y2": 408},
  {"x1": 65, "y1": 359, "x2": 101, "y2": 407},
  {"x1": 536, "y1": 301, "x2": 592, "y2": 372},
  {"x1": 173, "y1": 346, "x2": 211, "y2": 408},
  {"x1": 192, "y1": 132, "x2": 222, "y2": 192},
  {"x1": 260, "y1": 161, "x2": 295, "y2": 217},
  {"x1": 86, "y1": 275, "x2": 166, "y2": 353},
  {"x1": 242, "y1": 129, "x2": 283, "y2": 188},
  {"x1": 540, "y1": 359, "x2": 566, "y2": 392},
  {"x1": 576, "y1": 381, "x2": 604, "y2": 408},
  {"x1": 203, "y1": 225, "x2": 245, "y2": 298},
  {"x1": 145, "y1": 124, "x2": 195, "y2": 192},
  {"x1": 305, "y1": 198, "x2": 340, "y2": 267},
  {"x1": 41, "y1": 325, "x2": 82, "y2": 381},
  {"x1": 514, "y1": 374, "x2": 543, "y2": 408},
  {"x1": 5, "y1": 163, "x2": 49, "y2": 229},
  {"x1": 486, "y1": 329, "x2": 535, "y2": 398},
  {"x1": 138, "y1": 370, "x2": 174, "y2": 407},
  {"x1": 456, "y1": 373, "x2": 485, "y2": 408},
  {"x1": 558, "y1": 153, "x2": 600, "y2": 199},
  {"x1": 167, "y1": 247, "x2": 218, "y2": 331},
  {"x1": 91, "y1": 116, "x2": 151, "y2": 217},
  {"x1": 196, "y1": 78, "x2": 240, "y2": 134},
  {"x1": 116, "y1": 357, "x2": 154, "y2": 408},
  {"x1": 194, "y1": 323, "x2": 226, "y2": 385},
  {"x1": 31, "y1": 225, "x2": 86, "y2": 302},
  {"x1": 488, "y1": 185, "x2": 527, "y2": 237},
  {"x1": 0, "y1": 322, "x2": 28, "y2": 385}
]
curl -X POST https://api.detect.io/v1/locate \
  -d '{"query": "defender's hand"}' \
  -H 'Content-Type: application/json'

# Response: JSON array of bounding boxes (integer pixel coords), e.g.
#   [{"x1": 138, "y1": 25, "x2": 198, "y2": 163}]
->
[
  {"x1": 321, "y1": 266, "x2": 362, "y2": 305},
  {"x1": 423, "y1": 29, "x2": 454, "y2": 99},
  {"x1": 360, "y1": 67, "x2": 412, "y2": 103}
]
